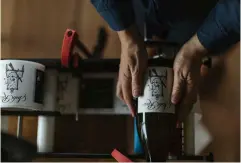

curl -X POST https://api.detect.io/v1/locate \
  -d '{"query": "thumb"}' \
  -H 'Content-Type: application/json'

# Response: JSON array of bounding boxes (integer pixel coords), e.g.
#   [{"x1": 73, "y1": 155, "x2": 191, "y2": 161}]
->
[{"x1": 171, "y1": 71, "x2": 184, "y2": 104}]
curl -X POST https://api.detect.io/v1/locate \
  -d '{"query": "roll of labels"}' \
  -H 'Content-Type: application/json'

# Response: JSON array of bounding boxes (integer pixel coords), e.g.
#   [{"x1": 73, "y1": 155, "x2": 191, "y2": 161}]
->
[
  {"x1": 0, "y1": 60, "x2": 45, "y2": 110},
  {"x1": 0, "y1": 60, "x2": 81, "y2": 119},
  {"x1": 0, "y1": 60, "x2": 80, "y2": 153}
]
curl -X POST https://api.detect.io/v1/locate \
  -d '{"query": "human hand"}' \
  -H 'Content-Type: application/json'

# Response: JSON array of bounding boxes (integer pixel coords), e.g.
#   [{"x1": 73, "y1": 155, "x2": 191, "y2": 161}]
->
[
  {"x1": 172, "y1": 34, "x2": 207, "y2": 122},
  {"x1": 116, "y1": 25, "x2": 148, "y2": 117}
]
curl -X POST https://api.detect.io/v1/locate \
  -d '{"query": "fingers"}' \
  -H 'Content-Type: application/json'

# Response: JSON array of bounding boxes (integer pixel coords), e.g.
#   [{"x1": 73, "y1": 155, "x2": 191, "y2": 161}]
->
[
  {"x1": 200, "y1": 64, "x2": 209, "y2": 78},
  {"x1": 176, "y1": 77, "x2": 198, "y2": 122},
  {"x1": 122, "y1": 73, "x2": 135, "y2": 117},
  {"x1": 184, "y1": 77, "x2": 198, "y2": 104},
  {"x1": 116, "y1": 67, "x2": 135, "y2": 117},
  {"x1": 171, "y1": 69, "x2": 185, "y2": 104},
  {"x1": 172, "y1": 61, "x2": 199, "y2": 122},
  {"x1": 118, "y1": 54, "x2": 146, "y2": 117},
  {"x1": 116, "y1": 79, "x2": 124, "y2": 102},
  {"x1": 130, "y1": 54, "x2": 146, "y2": 98},
  {"x1": 131, "y1": 73, "x2": 141, "y2": 98},
  {"x1": 131, "y1": 66, "x2": 144, "y2": 98},
  {"x1": 178, "y1": 88, "x2": 197, "y2": 122}
]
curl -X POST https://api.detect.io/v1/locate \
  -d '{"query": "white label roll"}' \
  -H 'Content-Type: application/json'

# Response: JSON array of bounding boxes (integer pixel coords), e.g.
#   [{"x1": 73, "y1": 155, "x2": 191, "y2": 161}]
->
[
  {"x1": 138, "y1": 67, "x2": 175, "y2": 113},
  {"x1": 0, "y1": 60, "x2": 45, "y2": 110}
]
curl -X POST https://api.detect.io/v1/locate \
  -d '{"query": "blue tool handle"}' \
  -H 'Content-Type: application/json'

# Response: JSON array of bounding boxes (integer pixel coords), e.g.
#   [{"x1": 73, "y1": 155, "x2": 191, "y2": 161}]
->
[{"x1": 133, "y1": 117, "x2": 144, "y2": 154}]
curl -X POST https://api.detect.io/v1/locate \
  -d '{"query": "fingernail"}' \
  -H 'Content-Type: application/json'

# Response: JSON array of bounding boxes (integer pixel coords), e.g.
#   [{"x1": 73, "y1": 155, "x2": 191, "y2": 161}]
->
[
  {"x1": 128, "y1": 105, "x2": 135, "y2": 118},
  {"x1": 131, "y1": 110, "x2": 135, "y2": 117},
  {"x1": 131, "y1": 112, "x2": 135, "y2": 117},
  {"x1": 171, "y1": 96, "x2": 178, "y2": 104},
  {"x1": 176, "y1": 121, "x2": 181, "y2": 128},
  {"x1": 171, "y1": 98, "x2": 175, "y2": 104},
  {"x1": 133, "y1": 90, "x2": 140, "y2": 98}
]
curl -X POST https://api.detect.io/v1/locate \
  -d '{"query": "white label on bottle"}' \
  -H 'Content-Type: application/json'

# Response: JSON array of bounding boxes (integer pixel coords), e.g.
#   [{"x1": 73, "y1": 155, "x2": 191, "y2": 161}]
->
[{"x1": 138, "y1": 67, "x2": 175, "y2": 113}]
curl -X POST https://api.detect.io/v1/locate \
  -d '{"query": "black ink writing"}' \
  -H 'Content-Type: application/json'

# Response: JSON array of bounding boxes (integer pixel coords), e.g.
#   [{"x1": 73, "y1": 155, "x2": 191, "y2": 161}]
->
[
  {"x1": 148, "y1": 69, "x2": 167, "y2": 99},
  {"x1": 144, "y1": 99, "x2": 171, "y2": 112},
  {"x1": 144, "y1": 99, "x2": 165, "y2": 111},
  {"x1": 1, "y1": 92, "x2": 26, "y2": 103},
  {"x1": 4, "y1": 63, "x2": 24, "y2": 93}
]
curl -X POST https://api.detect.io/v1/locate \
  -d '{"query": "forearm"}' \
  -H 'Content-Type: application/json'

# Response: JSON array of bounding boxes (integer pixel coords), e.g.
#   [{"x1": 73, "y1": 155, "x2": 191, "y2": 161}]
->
[
  {"x1": 196, "y1": 0, "x2": 240, "y2": 54},
  {"x1": 90, "y1": 0, "x2": 135, "y2": 31}
]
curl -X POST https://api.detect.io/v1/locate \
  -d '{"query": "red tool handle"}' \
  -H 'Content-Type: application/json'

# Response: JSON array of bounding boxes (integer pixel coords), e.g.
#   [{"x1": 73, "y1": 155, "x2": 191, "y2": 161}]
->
[
  {"x1": 61, "y1": 29, "x2": 77, "y2": 68},
  {"x1": 111, "y1": 149, "x2": 133, "y2": 162}
]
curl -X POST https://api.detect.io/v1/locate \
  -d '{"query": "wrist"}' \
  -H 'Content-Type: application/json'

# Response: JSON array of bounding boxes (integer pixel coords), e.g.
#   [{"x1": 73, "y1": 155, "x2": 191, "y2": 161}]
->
[
  {"x1": 187, "y1": 34, "x2": 208, "y2": 57},
  {"x1": 182, "y1": 34, "x2": 208, "y2": 61},
  {"x1": 117, "y1": 24, "x2": 143, "y2": 47}
]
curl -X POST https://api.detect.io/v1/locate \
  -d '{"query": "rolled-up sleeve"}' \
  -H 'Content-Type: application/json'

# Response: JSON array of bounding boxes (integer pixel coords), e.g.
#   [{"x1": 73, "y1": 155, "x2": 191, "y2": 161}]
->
[
  {"x1": 90, "y1": 0, "x2": 135, "y2": 31},
  {"x1": 197, "y1": 0, "x2": 240, "y2": 53}
]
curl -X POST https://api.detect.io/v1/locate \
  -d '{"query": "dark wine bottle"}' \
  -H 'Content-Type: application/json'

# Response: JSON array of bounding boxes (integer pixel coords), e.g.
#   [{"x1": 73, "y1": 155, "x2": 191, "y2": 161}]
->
[{"x1": 136, "y1": 66, "x2": 177, "y2": 162}]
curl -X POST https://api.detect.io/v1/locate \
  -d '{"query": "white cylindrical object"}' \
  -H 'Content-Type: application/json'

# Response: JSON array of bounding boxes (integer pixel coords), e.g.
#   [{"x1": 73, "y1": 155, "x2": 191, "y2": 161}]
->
[
  {"x1": 138, "y1": 67, "x2": 175, "y2": 113},
  {"x1": 0, "y1": 60, "x2": 45, "y2": 110},
  {"x1": 37, "y1": 69, "x2": 58, "y2": 152}
]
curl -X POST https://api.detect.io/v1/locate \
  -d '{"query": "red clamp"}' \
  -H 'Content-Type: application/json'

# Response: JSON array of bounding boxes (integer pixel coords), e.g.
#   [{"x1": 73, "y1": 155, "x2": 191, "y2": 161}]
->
[
  {"x1": 61, "y1": 29, "x2": 80, "y2": 68},
  {"x1": 61, "y1": 27, "x2": 107, "y2": 68}
]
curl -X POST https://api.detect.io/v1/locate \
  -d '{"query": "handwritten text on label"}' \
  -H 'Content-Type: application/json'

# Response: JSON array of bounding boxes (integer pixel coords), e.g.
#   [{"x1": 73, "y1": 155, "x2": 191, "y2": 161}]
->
[{"x1": 1, "y1": 92, "x2": 27, "y2": 103}]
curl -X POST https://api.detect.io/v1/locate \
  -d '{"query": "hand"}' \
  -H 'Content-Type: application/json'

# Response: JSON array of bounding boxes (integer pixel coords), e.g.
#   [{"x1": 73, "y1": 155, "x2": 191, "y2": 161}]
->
[
  {"x1": 116, "y1": 25, "x2": 148, "y2": 117},
  {"x1": 172, "y1": 34, "x2": 207, "y2": 122}
]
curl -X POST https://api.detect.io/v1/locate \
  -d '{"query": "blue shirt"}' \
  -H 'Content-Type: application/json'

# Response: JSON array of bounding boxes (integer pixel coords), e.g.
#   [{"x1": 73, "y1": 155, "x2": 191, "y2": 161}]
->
[{"x1": 91, "y1": 0, "x2": 240, "y2": 53}]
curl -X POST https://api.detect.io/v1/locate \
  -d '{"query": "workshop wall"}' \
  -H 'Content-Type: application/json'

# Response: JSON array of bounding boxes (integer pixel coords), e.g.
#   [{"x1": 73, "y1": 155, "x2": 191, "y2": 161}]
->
[{"x1": 1, "y1": 0, "x2": 121, "y2": 59}]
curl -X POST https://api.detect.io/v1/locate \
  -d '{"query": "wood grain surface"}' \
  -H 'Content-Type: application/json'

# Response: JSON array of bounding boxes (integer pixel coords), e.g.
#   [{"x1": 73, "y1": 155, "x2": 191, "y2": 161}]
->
[{"x1": 1, "y1": 0, "x2": 121, "y2": 59}]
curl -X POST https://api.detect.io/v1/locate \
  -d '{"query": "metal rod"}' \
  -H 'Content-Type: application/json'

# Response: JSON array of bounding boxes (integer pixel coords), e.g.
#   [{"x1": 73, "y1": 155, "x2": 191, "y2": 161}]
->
[
  {"x1": 36, "y1": 152, "x2": 212, "y2": 161},
  {"x1": 16, "y1": 116, "x2": 23, "y2": 138},
  {"x1": 0, "y1": 58, "x2": 175, "y2": 71},
  {"x1": 37, "y1": 152, "x2": 144, "y2": 159},
  {"x1": 1, "y1": 110, "x2": 61, "y2": 116}
]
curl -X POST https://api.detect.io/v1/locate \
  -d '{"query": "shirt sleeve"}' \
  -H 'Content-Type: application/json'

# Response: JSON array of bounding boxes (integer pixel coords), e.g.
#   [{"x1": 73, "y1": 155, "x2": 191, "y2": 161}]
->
[
  {"x1": 90, "y1": 0, "x2": 135, "y2": 31},
  {"x1": 197, "y1": 0, "x2": 240, "y2": 53}
]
